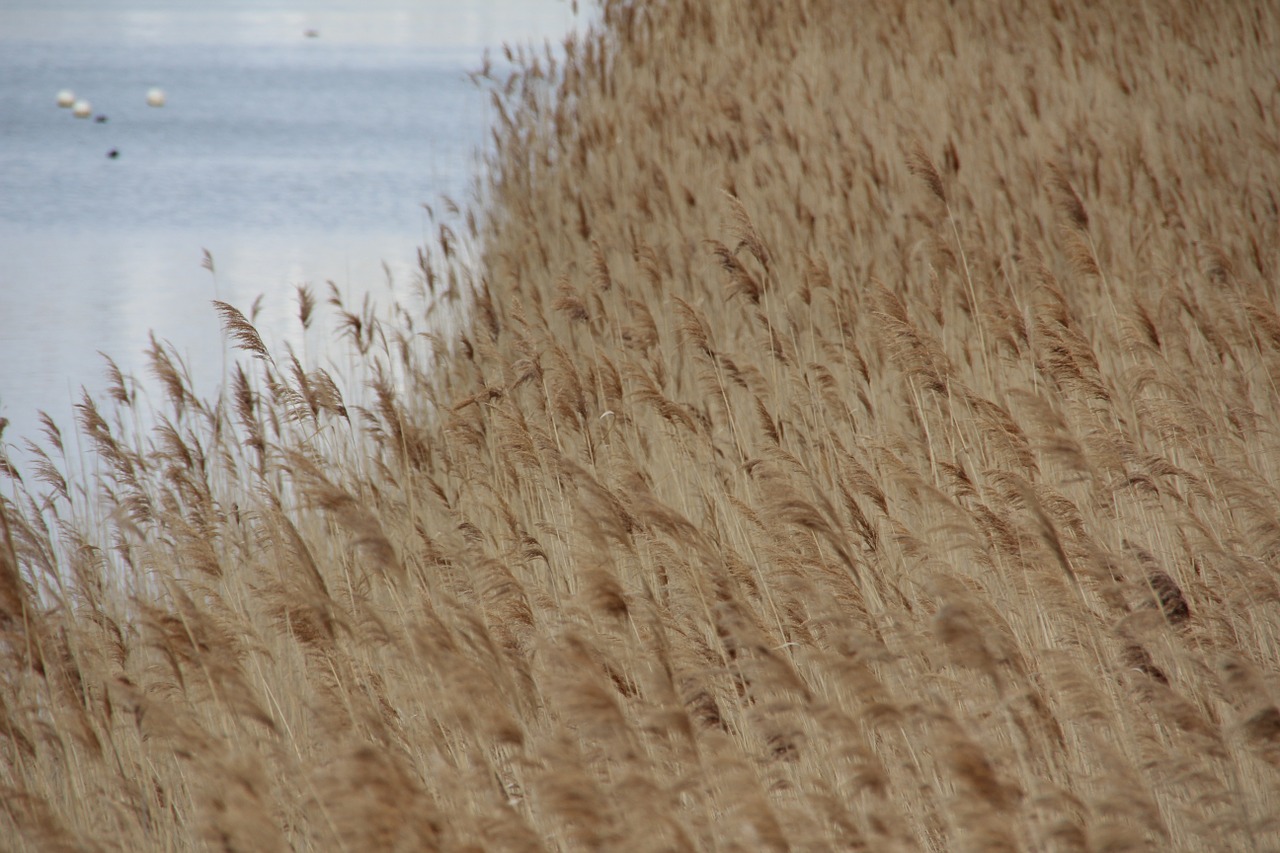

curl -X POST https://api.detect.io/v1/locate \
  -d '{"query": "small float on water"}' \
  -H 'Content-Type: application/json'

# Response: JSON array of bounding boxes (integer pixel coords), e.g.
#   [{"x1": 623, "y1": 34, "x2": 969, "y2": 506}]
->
[{"x1": 146, "y1": 87, "x2": 166, "y2": 107}]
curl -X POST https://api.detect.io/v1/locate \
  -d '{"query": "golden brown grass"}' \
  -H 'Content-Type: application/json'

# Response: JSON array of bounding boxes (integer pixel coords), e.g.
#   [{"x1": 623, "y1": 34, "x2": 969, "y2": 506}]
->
[{"x1": 4, "y1": 0, "x2": 1280, "y2": 849}]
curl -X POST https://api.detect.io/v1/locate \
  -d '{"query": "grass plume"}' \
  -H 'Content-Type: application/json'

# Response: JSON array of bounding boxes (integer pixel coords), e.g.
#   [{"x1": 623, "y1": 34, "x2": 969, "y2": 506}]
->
[{"x1": 2, "y1": 0, "x2": 1280, "y2": 849}]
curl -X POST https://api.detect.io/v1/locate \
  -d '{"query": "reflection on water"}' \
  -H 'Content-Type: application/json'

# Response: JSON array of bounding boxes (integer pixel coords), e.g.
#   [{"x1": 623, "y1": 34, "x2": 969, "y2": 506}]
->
[
  {"x1": 0, "y1": 0, "x2": 579, "y2": 450},
  {"x1": 0, "y1": 226, "x2": 431, "y2": 441}
]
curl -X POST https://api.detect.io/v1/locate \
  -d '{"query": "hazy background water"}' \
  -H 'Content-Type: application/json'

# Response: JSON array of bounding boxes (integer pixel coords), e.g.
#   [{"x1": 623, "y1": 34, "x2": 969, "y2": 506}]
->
[{"x1": 0, "y1": 0, "x2": 579, "y2": 453}]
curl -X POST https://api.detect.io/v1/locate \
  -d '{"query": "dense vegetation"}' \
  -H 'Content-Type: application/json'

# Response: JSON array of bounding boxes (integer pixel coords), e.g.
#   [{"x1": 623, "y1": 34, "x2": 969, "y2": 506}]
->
[{"x1": 3, "y1": 1, "x2": 1279, "y2": 849}]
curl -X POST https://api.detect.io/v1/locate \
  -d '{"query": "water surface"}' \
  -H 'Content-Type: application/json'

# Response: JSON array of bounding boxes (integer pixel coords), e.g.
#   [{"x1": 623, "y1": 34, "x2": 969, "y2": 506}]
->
[{"x1": 0, "y1": 0, "x2": 578, "y2": 452}]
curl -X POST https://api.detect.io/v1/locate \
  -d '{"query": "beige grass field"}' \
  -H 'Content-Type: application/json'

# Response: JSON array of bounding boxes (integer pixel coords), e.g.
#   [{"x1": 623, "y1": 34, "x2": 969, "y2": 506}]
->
[{"x1": 3, "y1": 0, "x2": 1280, "y2": 849}]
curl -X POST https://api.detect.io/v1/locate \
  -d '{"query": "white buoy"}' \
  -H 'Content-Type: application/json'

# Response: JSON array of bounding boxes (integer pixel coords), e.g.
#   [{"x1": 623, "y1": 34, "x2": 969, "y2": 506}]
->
[
  {"x1": 56, "y1": 89, "x2": 76, "y2": 108},
  {"x1": 146, "y1": 87, "x2": 166, "y2": 107},
  {"x1": 72, "y1": 99, "x2": 92, "y2": 118}
]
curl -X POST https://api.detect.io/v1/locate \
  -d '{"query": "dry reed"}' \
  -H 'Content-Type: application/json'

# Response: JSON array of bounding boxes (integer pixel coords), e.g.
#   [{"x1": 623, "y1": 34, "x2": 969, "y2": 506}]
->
[{"x1": 2, "y1": 0, "x2": 1280, "y2": 849}]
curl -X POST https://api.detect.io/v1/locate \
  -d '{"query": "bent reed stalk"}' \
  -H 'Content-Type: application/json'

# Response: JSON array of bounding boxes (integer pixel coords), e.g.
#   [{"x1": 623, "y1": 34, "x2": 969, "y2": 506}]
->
[{"x1": 3, "y1": 0, "x2": 1280, "y2": 850}]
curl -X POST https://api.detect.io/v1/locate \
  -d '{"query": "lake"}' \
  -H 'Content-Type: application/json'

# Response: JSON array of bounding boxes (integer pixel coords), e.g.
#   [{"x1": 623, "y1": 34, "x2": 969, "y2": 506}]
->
[{"x1": 0, "y1": 0, "x2": 580, "y2": 454}]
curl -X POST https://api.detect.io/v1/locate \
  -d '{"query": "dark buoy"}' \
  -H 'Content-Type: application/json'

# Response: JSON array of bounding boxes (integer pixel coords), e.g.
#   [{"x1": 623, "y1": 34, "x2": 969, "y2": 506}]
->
[
  {"x1": 305, "y1": 28, "x2": 319, "y2": 38},
  {"x1": 94, "y1": 114, "x2": 108, "y2": 123},
  {"x1": 107, "y1": 149, "x2": 119, "y2": 159}
]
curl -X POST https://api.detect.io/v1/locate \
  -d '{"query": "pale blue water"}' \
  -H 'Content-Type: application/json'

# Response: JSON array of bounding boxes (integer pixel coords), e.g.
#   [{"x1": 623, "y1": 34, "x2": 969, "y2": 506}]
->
[
  {"x1": 2, "y1": 41, "x2": 485, "y2": 231},
  {"x1": 0, "y1": 1, "x2": 578, "y2": 453}
]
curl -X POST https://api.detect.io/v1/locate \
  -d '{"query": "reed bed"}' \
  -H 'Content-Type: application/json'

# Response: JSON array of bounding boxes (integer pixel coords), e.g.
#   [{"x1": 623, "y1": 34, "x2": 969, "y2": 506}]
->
[{"x1": 3, "y1": 0, "x2": 1280, "y2": 849}]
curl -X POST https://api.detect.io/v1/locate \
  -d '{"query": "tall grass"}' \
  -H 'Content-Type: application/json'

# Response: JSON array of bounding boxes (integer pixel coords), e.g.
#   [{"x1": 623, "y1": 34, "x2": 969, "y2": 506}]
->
[{"x1": 3, "y1": 0, "x2": 1279, "y2": 849}]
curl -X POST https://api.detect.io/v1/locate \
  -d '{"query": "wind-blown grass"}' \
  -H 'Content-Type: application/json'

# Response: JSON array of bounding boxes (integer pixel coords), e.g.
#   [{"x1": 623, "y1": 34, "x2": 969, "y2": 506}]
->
[{"x1": 3, "y1": 0, "x2": 1280, "y2": 849}]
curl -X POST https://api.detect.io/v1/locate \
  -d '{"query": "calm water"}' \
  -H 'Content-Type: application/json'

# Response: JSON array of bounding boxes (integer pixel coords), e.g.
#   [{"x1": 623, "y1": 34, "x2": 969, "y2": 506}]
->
[{"x1": 0, "y1": 1, "x2": 578, "y2": 451}]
